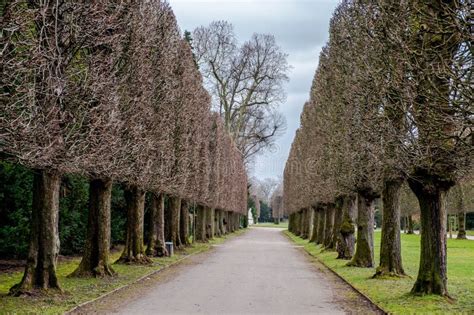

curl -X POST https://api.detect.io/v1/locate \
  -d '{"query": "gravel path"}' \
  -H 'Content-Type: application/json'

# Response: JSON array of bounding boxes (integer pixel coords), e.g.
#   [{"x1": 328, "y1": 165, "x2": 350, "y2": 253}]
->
[{"x1": 98, "y1": 227, "x2": 380, "y2": 315}]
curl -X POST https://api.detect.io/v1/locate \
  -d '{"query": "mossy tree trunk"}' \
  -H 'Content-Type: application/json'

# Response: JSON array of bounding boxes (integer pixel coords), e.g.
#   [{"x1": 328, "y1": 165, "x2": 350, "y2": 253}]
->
[
  {"x1": 408, "y1": 177, "x2": 449, "y2": 296},
  {"x1": 457, "y1": 212, "x2": 466, "y2": 239},
  {"x1": 205, "y1": 207, "x2": 214, "y2": 239},
  {"x1": 146, "y1": 193, "x2": 168, "y2": 257},
  {"x1": 70, "y1": 178, "x2": 115, "y2": 278},
  {"x1": 297, "y1": 210, "x2": 303, "y2": 236},
  {"x1": 117, "y1": 185, "x2": 151, "y2": 264},
  {"x1": 195, "y1": 205, "x2": 207, "y2": 242},
  {"x1": 10, "y1": 170, "x2": 61, "y2": 296},
  {"x1": 309, "y1": 207, "x2": 318, "y2": 243},
  {"x1": 337, "y1": 195, "x2": 356, "y2": 259},
  {"x1": 179, "y1": 199, "x2": 190, "y2": 246},
  {"x1": 323, "y1": 203, "x2": 335, "y2": 249},
  {"x1": 348, "y1": 190, "x2": 377, "y2": 267},
  {"x1": 316, "y1": 206, "x2": 325, "y2": 245},
  {"x1": 375, "y1": 178, "x2": 406, "y2": 277},
  {"x1": 332, "y1": 197, "x2": 344, "y2": 251}
]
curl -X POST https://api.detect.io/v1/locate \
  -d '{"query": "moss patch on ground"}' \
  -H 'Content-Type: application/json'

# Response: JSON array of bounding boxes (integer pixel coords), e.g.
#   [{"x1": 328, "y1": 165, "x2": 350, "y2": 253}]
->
[
  {"x1": 0, "y1": 230, "x2": 246, "y2": 314},
  {"x1": 285, "y1": 230, "x2": 474, "y2": 314}
]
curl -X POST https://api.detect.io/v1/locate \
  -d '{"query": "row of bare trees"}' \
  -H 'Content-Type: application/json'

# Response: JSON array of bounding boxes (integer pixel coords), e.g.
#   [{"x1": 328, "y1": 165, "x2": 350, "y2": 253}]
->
[
  {"x1": 1, "y1": 1, "x2": 247, "y2": 295},
  {"x1": 284, "y1": 0, "x2": 472, "y2": 296}
]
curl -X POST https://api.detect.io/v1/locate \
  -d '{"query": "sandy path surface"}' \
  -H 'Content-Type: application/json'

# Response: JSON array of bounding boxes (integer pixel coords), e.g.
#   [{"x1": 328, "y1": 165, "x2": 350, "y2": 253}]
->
[{"x1": 89, "y1": 227, "x2": 380, "y2": 315}]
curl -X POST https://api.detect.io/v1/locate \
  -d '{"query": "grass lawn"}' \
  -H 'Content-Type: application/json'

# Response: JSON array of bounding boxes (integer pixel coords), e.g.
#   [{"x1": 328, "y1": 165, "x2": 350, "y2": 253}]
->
[
  {"x1": 0, "y1": 230, "x2": 246, "y2": 314},
  {"x1": 254, "y1": 221, "x2": 288, "y2": 229},
  {"x1": 285, "y1": 230, "x2": 474, "y2": 314}
]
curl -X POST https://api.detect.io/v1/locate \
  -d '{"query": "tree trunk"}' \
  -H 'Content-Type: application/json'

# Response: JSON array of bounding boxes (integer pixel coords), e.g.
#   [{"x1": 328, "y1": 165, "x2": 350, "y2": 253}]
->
[
  {"x1": 301, "y1": 209, "x2": 310, "y2": 239},
  {"x1": 323, "y1": 204, "x2": 335, "y2": 249},
  {"x1": 309, "y1": 207, "x2": 318, "y2": 243},
  {"x1": 195, "y1": 205, "x2": 207, "y2": 242},
  {"x1": 214, "y1": 209, "x2": 221, "y2": 236},
  {"x1": 288, "y1": 213, "x2": 294, "y2": 233},
  {"x1": 205, "y1": 207, "x2": 215, "y2": 239},
  {"x1": 117, "y1": 185, "x2": 151, "y2": 264},
  {"x1": 180, "y1": 200, "x2": 190, "y2": 246},
  {"x1": 70, "y1": 178, "x2": 115, "y2": 278},
  {"x1": 10, "y1": 170, "x2": 61, "y2": 295},
  {"x1": 408, "y1": 177, "x2": 449, "y2": 296},
  {"x1": 374, "y1": 179, "x2": 406, "y2": 278},
  {"x1": 146, "y1": 193, "x2": 168, "y2": 257},
  {"x1": 218, "y1": 209, "x2": 225, "y2": 235},
  {"x1": 316, "y1": 206, "x2": 325, "y2": 245},
  {"x1": 457, "y1": 212, "x2": 466, "y2": 239},
  {"x1": 348, "y1": 190, "x2": 376, "y2": 267},
  {"x1": 297, "y1": 210, "x2": 303, "y2": 236},
  {"x1": 169, "y1": 196, "x2": 182, "y2": 248},
  {"x1": 332, "y1": 198, "x2": 344, "y2": 251},
  {"x1": 222, "y1": 211, "x2": 228, "y2": 234},
  {"x1": 407, "y1": 215, "x2": 414, "y2": 234},
  {"x1": 337, "y1": 195, "x2": 356, "y2": 260}
]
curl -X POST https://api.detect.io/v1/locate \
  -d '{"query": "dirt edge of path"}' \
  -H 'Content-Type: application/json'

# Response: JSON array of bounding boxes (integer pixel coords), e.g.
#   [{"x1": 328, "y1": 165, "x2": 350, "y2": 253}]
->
[{"x1": 283, "y1": 231, "x2": 387, "y2": 315}]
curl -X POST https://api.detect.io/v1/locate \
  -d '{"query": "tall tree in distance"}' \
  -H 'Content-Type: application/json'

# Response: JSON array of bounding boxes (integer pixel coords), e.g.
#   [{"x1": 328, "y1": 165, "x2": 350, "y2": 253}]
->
[{"x1": 193, "y1": 21, "x2": 289, "y2": 162}]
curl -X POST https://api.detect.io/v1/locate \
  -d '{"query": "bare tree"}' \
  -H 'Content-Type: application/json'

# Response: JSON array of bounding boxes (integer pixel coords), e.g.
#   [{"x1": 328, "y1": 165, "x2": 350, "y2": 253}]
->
[{"x1": 193, "y1": 21, "x2": 289, "y2": 162}]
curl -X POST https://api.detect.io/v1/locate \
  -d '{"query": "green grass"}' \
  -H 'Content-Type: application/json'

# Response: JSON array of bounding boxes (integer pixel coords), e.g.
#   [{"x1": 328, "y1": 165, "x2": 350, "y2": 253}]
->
[
  {"x1": 285, "y1": 230, "x2": 474, "y2": 314},
  {"x1": 0, "y1": 230, "x2": 246, "y2": 314},
  {"x1": 254, "y1": 221, "x2": 288, "y2": 229}
]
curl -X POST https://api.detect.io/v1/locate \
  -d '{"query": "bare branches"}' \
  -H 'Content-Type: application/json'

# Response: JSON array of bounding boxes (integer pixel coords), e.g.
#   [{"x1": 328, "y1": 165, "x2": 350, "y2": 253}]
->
[
  {"x1": 1, "y1": 1, "x2": 247, "y2": 215},
  {"x1": 193, "y1": 21, "x2": 289, "y2": 162}
]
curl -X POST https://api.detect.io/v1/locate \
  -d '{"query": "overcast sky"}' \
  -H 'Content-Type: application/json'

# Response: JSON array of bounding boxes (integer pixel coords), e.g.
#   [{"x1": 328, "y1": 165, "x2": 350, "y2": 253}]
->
[{"x1": 169, "y1": 0, "x2": 340, "y2": 180}]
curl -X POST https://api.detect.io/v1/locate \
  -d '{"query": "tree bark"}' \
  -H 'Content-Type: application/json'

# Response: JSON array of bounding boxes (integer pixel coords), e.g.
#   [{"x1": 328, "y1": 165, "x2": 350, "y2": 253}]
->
[
  {"x1": 214, "y1": 209, "x2": 221, "y2": 236},
  {"x1": 205, "y1": 207, "x2": 215, "y2": 239},
  {"x1": 180, "y1": 200, "x2": 190, "y2": 246},
  {"x1": 195, "y1": 205, "x2": 207, "y2": 242},
  {"x1": 348, "y1": 190, "x2": 376, "y2": 267},
  {"x1": 337, "y1": 195, "x2": 356, "y2": 260},
  {"x1": 218, "y1": 209, "x2": 225, "y2": 235},
  {"x1": 70, "y1": 178, "x2": 115, "y2": 278},
  {"x1": 146, "y1": 193, "x2": 168, "y2": 257},
  {"x1": 407, "y1": 215, "x2": 414, "y2": 234},
  {"x1": 309, "y1": 207, "x2": 318, "y2": 243},
  {"x1": 332, "y1": 198, "x2": 344, "y2": 251},
  {"x1": 316, "y1": 206, "x2": 325, "y2": 245},
  {"x1": 297, "y1": 210, "x2": 304, "y2": 236},
  {"x1": 457, "y1": 212, "x2": 466, "y2": 239},
  {"x1": 301, "y1": 209, "x2": 310, "y2": 239},
  {"x1": 408, "y1": 177, "x2": 449, "y2": 296},
  {"x1": 10, "y1": 170, "x2": 61, "y2": 295},
  {"x1": 323, "y1": 203, "x2": 335, "y2": 249},
  {"x1": 374, "y1": 179, "x2": 406, "y2": 277},
  {"x1": 116, "y1": 185, "x2": 151, "y2": 264},
  {"x1": 168, "y1": 196, "x2": 182, "y2": 248},
  {"x1": 222, "y1": 211, "x2": 228, "y2": 234}
]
